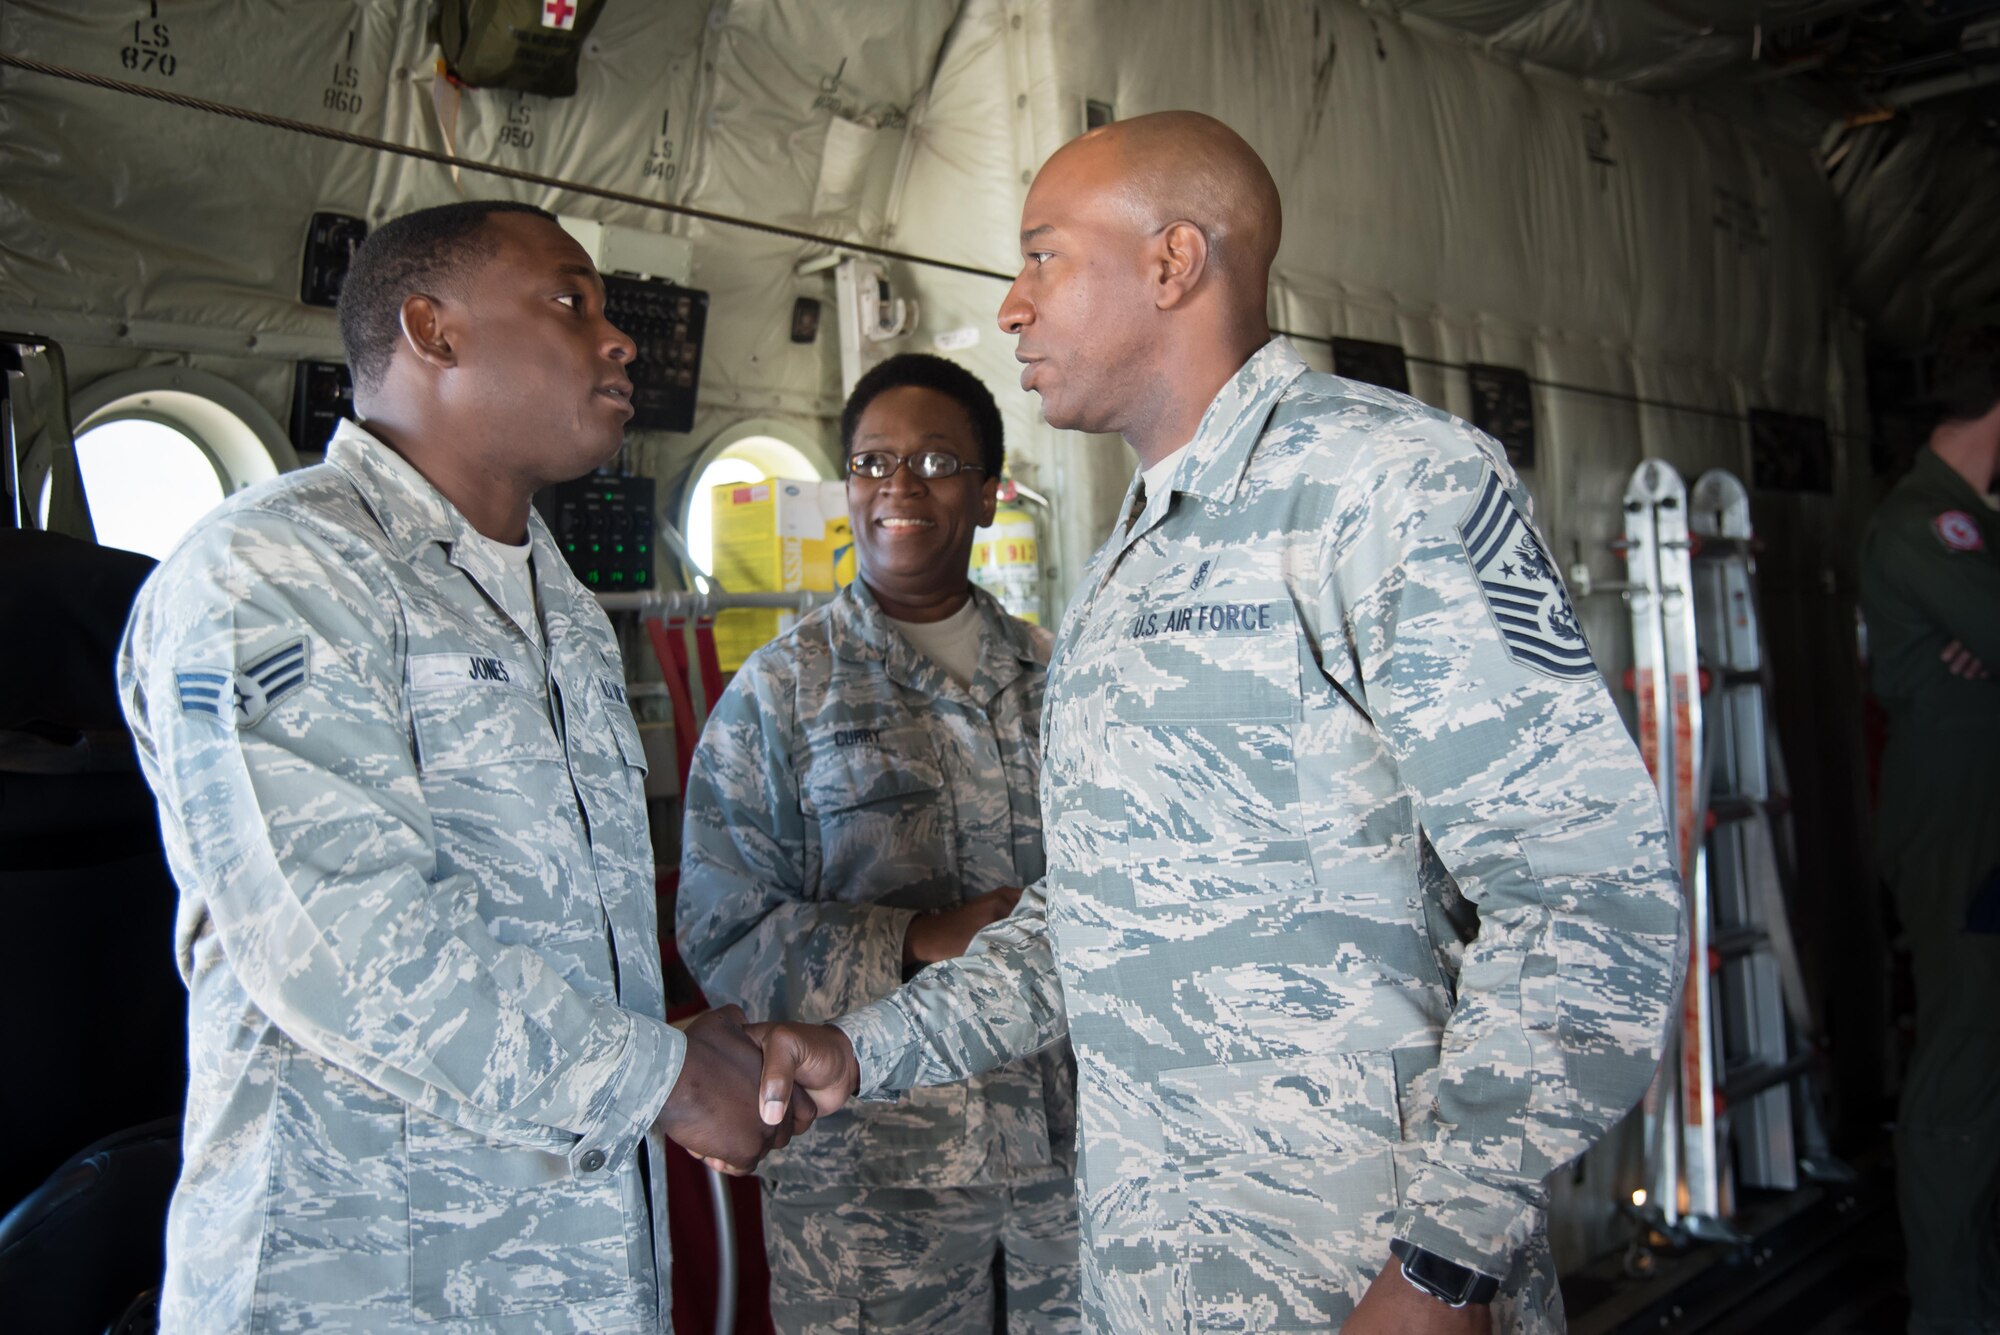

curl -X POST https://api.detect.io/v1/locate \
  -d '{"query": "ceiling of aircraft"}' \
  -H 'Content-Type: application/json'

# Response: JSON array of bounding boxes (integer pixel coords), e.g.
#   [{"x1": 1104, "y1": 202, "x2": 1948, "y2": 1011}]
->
[
  {"x1": 1398, "y1": 0, "x2": 2000, "y2": 343},
  {"x1": 1400, "y1": 0, "x2": 2000, "y2": 127}
]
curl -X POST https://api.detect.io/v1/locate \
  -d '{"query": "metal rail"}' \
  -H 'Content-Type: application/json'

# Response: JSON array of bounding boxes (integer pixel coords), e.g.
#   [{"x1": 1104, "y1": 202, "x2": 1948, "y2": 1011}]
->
[
  {"x1": 704, "y1": 1166, "x2": 738, "y2": 1335},
  {"x1": 596, "y1": 588, "x2": 831, "y2": 615}
]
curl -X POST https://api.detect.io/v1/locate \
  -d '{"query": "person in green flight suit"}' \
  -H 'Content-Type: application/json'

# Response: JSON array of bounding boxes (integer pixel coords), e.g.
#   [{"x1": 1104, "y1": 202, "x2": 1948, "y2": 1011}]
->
[{"x1": 1858, "y1": 329, "x2": 2000, "y2": 1335}]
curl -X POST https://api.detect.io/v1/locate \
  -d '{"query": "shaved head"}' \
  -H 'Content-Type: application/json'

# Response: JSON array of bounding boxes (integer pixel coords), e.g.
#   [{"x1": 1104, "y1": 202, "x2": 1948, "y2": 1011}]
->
[
  {"x1": 999, "y1": 111, "x2": 1283, "y2": 458},
  {"x1": 1063, "y1": 111, "x2": 1283, "y2": 296}
]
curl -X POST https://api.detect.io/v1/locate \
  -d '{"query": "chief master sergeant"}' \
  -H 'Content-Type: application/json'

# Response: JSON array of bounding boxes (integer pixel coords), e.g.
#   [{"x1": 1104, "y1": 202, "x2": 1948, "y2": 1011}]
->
[
  {"x1": 118, "y1": 200, "x2": 810, "y2": 1335},
  {"x1": 1857, "y1": 329, "x2": 2000, "y2": 1335},
  {"x1": 750, "y1": 112, "x2": 1685, "y2": 1335},
  {"x1": 678, "y1": 352, "x2": 1081, "y2": 1332}
]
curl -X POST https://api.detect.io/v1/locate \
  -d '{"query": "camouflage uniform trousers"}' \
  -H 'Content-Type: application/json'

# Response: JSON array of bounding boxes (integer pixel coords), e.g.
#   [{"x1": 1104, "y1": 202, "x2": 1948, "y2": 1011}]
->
[{"x1": 763, "y1": 1171, "x2": 1081, "y2": 1334}]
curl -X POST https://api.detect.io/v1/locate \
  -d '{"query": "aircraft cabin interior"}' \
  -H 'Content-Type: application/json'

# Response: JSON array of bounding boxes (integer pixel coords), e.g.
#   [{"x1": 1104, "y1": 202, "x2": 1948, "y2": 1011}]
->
[{"x1": 3, "y1": 2, "x2": 1998, "y2": 1334}]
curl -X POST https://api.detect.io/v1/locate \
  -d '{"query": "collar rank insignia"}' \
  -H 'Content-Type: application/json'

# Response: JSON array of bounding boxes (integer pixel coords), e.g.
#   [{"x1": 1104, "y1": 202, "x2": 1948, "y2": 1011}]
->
[
  {"x1": 177, "y1": 638, "x2": 309, "y2": 728},
  {"x1": 1459, "y1": 472, "x2": 1595, "y2": 681}
]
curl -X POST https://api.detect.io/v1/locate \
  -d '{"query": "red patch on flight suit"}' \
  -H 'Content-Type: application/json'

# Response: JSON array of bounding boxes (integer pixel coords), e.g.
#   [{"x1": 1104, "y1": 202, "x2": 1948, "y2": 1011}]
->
[{"x1": 1932, "y1": 511, "x2": 1985, "y2": 553}]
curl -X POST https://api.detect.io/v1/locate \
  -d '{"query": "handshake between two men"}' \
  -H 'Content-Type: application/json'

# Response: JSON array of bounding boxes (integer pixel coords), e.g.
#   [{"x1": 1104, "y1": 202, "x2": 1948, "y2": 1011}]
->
[
  {"x1": 653, "y1": 1006, "x2": 858, "y2": 1172},
  {"x1": 656, "y1": 884, "x2": 1025, "y2": 1170}
]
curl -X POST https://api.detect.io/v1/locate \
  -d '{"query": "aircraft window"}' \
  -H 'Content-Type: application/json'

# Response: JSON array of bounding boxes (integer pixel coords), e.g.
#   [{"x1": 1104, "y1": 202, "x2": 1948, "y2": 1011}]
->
[
  {"x1": 32, "y1": 367, "x2": 299, "y2": 558},
  {"x1": 682, "y1": 432, "x2": 827, "y2": 578},
  {"x1": 40, "y1": 416, "x2": 225, "y2": 560},
  {"x1": 686, "y1": 456, "x2": 766, "y2": 577}
]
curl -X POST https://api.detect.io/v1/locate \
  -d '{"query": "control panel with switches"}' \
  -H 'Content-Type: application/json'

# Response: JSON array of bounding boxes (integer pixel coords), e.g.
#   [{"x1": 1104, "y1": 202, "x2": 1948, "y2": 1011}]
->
[{"x1": 535, "y1": 473, "x2": 657, "y2": 590}]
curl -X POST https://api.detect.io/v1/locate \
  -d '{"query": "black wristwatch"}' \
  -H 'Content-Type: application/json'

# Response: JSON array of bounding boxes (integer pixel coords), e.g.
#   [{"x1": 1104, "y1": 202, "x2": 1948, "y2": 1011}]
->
[{"x1": 1388, "y1": 1238, "x2": 1500, "y2": 1307}]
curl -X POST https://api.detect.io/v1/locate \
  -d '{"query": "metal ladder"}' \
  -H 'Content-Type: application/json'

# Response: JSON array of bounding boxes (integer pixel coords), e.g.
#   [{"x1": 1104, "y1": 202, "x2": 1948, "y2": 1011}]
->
[{"x1": 1610, "y1": 461, "x2": 1832, "y2": 1245}]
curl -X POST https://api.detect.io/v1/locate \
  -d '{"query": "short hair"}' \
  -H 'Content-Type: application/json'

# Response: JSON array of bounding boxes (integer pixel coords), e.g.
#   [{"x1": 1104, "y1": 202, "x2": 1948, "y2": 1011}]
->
[
  {"x1": 1933, "y1": 328, "x2": 2000, "y2": 425},
  {"x1": 337, "y1": 200, "x2": 556, "y2": 395},
  {"x1": 840, "y1": 353, "x2": 1005, "y2": 478}
]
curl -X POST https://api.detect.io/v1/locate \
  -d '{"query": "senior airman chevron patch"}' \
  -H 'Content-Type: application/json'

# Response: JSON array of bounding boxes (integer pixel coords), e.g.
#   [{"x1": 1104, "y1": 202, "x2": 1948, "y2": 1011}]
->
[
  {"x1": 1459, "y1": 472, "x2": 1595, "y2": 680},
  {"x1": 177, "y1": 638, "x2": 309, "y2": 727}
]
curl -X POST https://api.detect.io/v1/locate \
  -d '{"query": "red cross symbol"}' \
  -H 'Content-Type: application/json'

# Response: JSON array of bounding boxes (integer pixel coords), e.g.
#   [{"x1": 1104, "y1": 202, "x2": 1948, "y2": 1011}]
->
[{"x1": 542, "y1": 0, "x2": 577, "y2": 29}]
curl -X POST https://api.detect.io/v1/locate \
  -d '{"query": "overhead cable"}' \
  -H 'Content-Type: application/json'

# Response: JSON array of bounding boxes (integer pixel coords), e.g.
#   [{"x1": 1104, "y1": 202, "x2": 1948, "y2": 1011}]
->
[
  {"x1": 0, "y1": 51, "x2": 1011, "y2": 282},
  {"x1": 1, "y1": 51, "x2": 1854, "y2": 437}
]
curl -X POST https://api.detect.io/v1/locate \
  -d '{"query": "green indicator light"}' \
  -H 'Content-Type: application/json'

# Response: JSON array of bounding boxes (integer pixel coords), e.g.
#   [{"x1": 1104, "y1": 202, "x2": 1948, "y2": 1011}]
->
[
  {"x1": 590, "y1": 543, "x2": 601, "y2": 553},
  {"x1": 565, "y1": 542, "x2": 577, "y2": 553},
  {"x1": 610, "y1": 571, "x2": 624, "y2": 583},
  {"x1": 637, "y1": 543, "x2": 649, "y2": 554},
  {"x1": 614, "y1": 544, "x2": 624, "y2": 553},
  {"x1": 586, "y1": 570, "x2": 600, "y2": 584},
  {"x1": 635, "y1": 571, "x2": 647, "y2": 584}
]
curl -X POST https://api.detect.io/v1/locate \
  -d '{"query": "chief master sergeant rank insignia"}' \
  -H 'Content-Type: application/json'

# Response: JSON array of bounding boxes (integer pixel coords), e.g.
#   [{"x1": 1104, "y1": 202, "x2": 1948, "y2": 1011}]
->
[{"x1": 1459, "y1": 471, "x2": 1594, "y2": 679}]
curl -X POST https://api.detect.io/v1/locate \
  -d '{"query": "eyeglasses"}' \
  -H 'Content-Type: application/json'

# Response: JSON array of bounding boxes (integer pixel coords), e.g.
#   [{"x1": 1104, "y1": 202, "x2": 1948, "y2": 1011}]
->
[{"x1": 846, "y1": 450, "x2": 987, "y2": 481}]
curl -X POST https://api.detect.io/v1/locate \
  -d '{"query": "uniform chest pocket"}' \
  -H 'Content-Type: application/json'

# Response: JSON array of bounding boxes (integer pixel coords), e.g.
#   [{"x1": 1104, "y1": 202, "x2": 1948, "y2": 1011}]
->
[
  {"x1": 409, "y1": 684, "x2": 575, "y2": 928},
  {"x1": 607, "y1": 700, "x2": 648, "y2": 773},
  {"x1": 1101, "y1": 609, "x2": 1313, "y2": 906},
  {"x1": 410, "y1": 681, "x2": 563, "y2": 773},
  {"x1": 801, "y1": 743, "x2": 950, "y2": 906},
  {"x1": 573, "y1": 647, "x2": 647, "y2": 764},
  {"x1": 565, "y1": 660, "x2": 649, "y2": 795}
]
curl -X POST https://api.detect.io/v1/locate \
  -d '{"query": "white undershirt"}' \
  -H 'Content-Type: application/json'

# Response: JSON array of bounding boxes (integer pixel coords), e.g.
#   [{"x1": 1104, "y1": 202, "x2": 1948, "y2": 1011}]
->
[
  {"x1": 1140, "y1": 443, "x2": 1190, "y2": 508},
  {"x1": 359, "y1": 433, "x2": 545, "y2": 648},
  {"x1": 889, "y1": 594, "x2": 984, "y2": 691},
  {"x1": 461, "y1": 528, "x2": 542, "y2": 648}
]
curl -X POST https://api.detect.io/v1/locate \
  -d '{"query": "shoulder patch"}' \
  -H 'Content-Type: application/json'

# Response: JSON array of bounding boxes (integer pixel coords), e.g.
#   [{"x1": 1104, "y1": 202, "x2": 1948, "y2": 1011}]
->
[
  {"x1": 1933, "y1": 510, "x2": 1985, "y2": 553},
  {"x1": 1458, "y1": 472, "x2": 1596, "y2": 681},
  {"x1": 178, "y1": 638, "x2": 309, "y2": 727}
]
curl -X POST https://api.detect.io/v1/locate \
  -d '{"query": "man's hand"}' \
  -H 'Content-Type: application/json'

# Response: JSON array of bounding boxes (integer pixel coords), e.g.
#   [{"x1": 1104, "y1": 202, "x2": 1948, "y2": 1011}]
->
[
  {"x1": 747, "y1": 1021, "x2": 863, "y2": 1125},
  {"x1": 1343, "y1": 1259, "x2": 1493, "y2": 1335},
  {"x1": 653, "y1": 1006, "x2": 815, "y2": 1173},
  {"x1": 1942, "y1": 639, "x2": 1991, "y2": 680},
  {"x1": 903, "y1": 885, "x2": 1024, "y2": 967}
]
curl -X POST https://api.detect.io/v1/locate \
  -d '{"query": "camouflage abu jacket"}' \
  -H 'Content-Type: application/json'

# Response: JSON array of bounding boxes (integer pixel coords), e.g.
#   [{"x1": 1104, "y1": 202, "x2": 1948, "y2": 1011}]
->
[
  {"x1": 678, "y1": 579, "x2": 1076, "y2": 1189},
  {"x1": 118, "y1": 421, "x2": 680, "y2": 1335},
  {"x1": 834, "y1": 339, "x2": 1685, "y2": 1333}
]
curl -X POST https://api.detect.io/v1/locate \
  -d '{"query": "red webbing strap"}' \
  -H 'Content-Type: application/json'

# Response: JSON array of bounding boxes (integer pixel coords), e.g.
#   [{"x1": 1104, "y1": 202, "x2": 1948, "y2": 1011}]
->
[
  {"x1": 692, "y1": 617, "x2": 724, "y2": 723},
  {"x1": 643, "y1": 615, "x2": 699, "y2": 791}
]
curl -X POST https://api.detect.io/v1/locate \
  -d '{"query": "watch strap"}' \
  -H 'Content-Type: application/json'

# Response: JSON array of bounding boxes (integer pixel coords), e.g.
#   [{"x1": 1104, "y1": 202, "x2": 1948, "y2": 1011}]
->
[{"x1": 1388, "y1": 1237, "x2": 1501, "y2": 1307}]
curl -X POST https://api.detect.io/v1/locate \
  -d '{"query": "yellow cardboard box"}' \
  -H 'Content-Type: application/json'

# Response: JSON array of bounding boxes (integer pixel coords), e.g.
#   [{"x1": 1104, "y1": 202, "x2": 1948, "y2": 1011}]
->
[{"x1": 711, "y1": 478, "x2": 855, "y2": 670}]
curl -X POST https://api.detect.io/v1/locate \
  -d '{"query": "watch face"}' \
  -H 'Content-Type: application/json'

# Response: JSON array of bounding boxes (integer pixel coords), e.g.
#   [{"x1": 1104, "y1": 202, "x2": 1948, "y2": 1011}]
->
[
  {"x1": 1408, "y1": 1251, "x2": 1473, "y2": 1301},
  {"x1": 1393, "y1": 1240, "x2": 1497, "y2": 1306}
]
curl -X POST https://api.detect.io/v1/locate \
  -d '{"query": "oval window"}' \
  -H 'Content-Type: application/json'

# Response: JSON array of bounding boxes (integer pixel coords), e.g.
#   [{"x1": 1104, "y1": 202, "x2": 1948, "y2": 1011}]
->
[
  {"x1": 682, "y1": 434, "x2": 825, "y2": 578},
  {"x1": 34, "y1": 368, "x2": 297, "y2": 559},
  {"x1": 41, "y1": 417, "x2": 227, "y2": 561}
]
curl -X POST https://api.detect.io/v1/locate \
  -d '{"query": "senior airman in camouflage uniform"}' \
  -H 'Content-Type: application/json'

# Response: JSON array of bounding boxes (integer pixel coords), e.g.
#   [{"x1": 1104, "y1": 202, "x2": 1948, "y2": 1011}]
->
[
  {"x1": 680, "y1": 354, "x2": 1080, "y2": 1333},
  {"x1": 118, "y1": 202, "x2": 800, "y2": 1334},
  {"x1": 751, "y1": 114, "x2": 1682, "y2": 1335}
]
